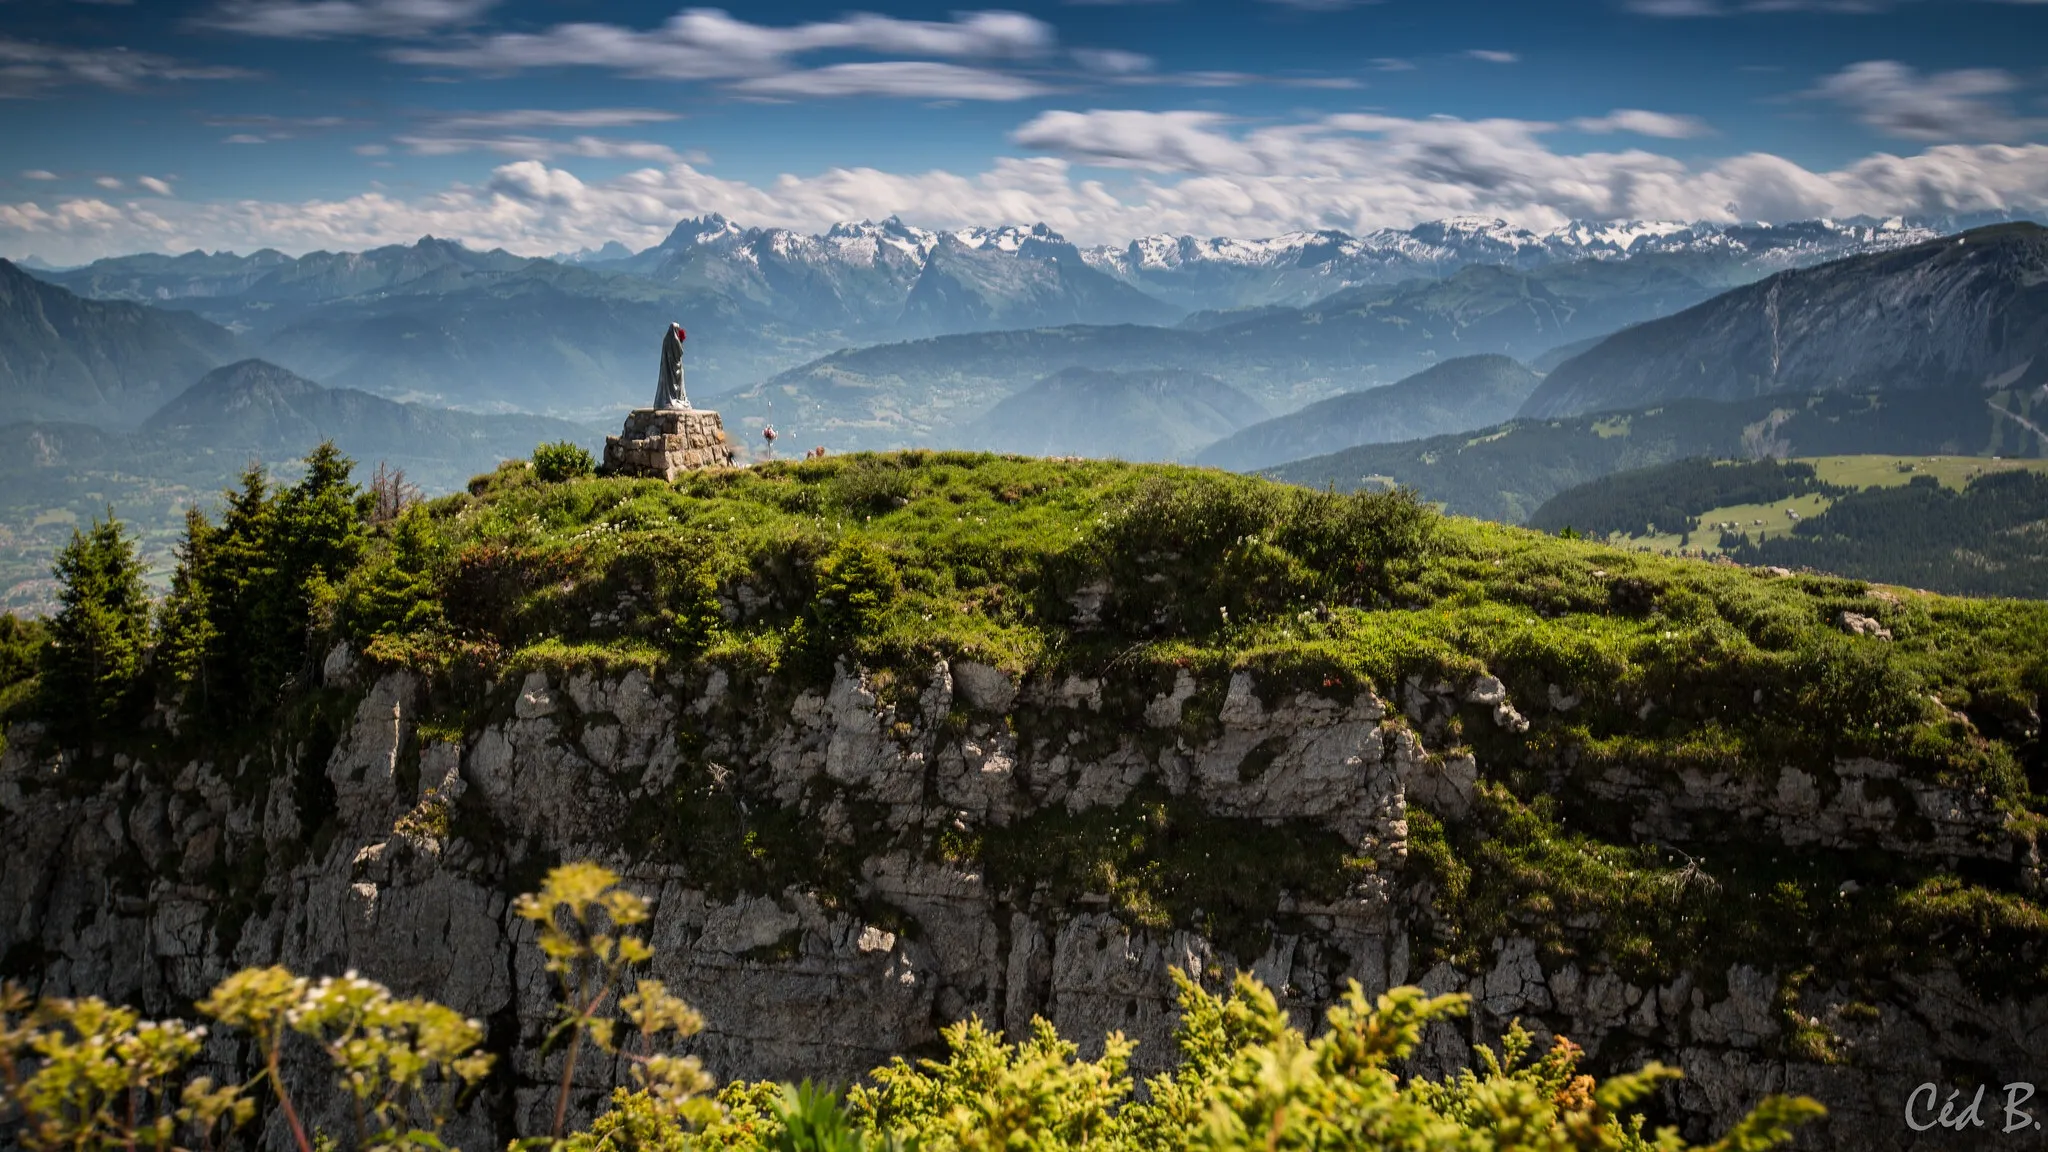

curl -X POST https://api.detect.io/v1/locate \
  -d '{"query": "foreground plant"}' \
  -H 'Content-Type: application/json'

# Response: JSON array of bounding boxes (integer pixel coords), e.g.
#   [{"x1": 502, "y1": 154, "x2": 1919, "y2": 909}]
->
[
  {"x1": 197, "y1": 966, "x2": 494, "y2": 1152},
  {"x1": 1, "y1": 862, "x2": 1822, "y2": 1152},
  {"x1": 516, "y1": 862, "x2": 718, "y2": 1146},
  {"x1": 850, "y1": 970, "x2": 1822, "y2": 1152},
  {"x1": 0, "y1": 984, "x2": 249, "y2": 1152}
]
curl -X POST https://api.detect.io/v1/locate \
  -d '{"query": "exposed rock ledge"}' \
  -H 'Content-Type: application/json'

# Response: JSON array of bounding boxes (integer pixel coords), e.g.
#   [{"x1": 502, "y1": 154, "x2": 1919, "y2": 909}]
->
[{"x1": 2, "y1": 654, "x2": 2039, "y2": 1151}]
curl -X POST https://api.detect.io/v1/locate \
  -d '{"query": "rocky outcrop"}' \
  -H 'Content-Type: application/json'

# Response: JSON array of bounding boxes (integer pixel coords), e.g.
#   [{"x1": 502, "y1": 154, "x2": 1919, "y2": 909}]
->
[{"x1": 2, "y1": 652, "x2": 2040, "y2": 1150}]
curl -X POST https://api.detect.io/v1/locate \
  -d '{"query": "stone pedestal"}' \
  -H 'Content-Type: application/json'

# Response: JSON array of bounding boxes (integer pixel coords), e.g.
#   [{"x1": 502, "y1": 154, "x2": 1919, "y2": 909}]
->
[{"x1": 602, "y1": 408, "x2": 736, "y2": 480}]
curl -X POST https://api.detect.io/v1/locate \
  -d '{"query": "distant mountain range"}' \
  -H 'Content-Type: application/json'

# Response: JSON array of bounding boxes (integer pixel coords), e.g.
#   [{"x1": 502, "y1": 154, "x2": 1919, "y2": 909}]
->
[
  {"x1": 1081, "y1": 216, "x2": 1953, "y2": 309},
  {"x1": 13, "y1": 211, "x2": 2043, "y2": 488},
  {"x1": 1194, "y1": 355, "x2": 1541, "y2": 472},
  {"x1": 573, "y1": 217, "x2": 1179, "y2": 337},
  {"x1": 714, "y1": 255, "x2": 1739, "y2": 452},
  {"x1": 957, "y1": 367, "x2": 1264, "y2": 462},
  {"x1": 144, "y1": 359, "x2": 591, "y2": 477},
  {"x1": 1521, "y1": 223, "x2": 2048, "y2": 419},
  {"x1": 30, "y1": 239, "x2": 799, "y2": 416},
  {"x1": 0, "y1": 260, "x2": 240, "y2": 429},
  {"x1": 22, "y1": 213, "x2": 1976, "y2": 422},
  {"x1": 563, "y1": 212, "x2": 1953, "y2": 313}
]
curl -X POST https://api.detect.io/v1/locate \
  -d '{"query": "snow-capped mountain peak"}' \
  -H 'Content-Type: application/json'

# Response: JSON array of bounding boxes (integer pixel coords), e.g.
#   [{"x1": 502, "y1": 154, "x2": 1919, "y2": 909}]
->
[
  {"x1": 661, "y1": 214, "x2": 745, "y2": 250},
  {"x1": 590, "y1": 210, "x2": 1986, "y2": 320},
  {"x1": 950, "y1": 222, "x2": 1067, "y2": 253}
]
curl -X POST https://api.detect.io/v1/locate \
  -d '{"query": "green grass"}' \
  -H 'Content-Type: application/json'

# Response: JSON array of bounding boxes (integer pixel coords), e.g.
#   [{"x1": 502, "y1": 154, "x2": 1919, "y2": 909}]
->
[
  {"x1": 1807, "y1": 453, "x2": 2048, "y2": 490},
  {"x1": 1613, "y1": 492, "x2": 1834, "y2": 556}
]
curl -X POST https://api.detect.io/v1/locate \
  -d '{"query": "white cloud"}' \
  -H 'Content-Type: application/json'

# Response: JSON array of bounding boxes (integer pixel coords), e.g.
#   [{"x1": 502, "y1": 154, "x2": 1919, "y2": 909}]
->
[
  {"x1": 381, "y1": 10, "x2": 1341, "y2": 99},
  {"x1": 426, "y1": 108, "x2": 681, "y2": 130},
  {"x1": 6, "y1": 121, "x2": 2048, "y2": 264},
  {"x1": 1370, "y1": 57, "x2": 1415, "y2": 71},
  {"x1": 205, "y1": 114, "x2": 358, "y2": 129},
  {"x1": 1071, "y1": 48, "x2": 1153, "y2": 75},
  {"x1": 201, "y1": 113, "x2": 364, "y2": 141},
  {"x1": 1811, "y1": 60, "x2": 2042, "y2": 141},
  {"x1": 0, "y1": 38, "x2": 254, "y2": 97},
  {"x1": 394, "y1": 134, "x2": 688, "y2": 162},
  {"x1": 1011, "y1": 110, "x2": 1262, "y2": 173},
  {"x1": 393, "y1": 9, "x2": 1055, "y2": 81},
  {"x1": 202, "y1": 0, "x2": 498, "y2": 39},
  {"x1": 21, "y1": 170, "x2": 58, "y2": 181},
  {"x1": 94, "y1": 176, "x2": 123, "y2": 189},
  {"x1": 1570, "y1": 109, "x2": 1712, "y2": 138},
  {"x1": 138, "y1": 176, "x2": 174, "y2": 196},
  {"x1": 355, "y1": 144, "x2": 390, "y2": 155},
  {"x1": 1465, "y1": 49, "x2": 1518, "y2": 63},
  {"x1": 223, "y1": 134, "x2": 267, "y2": 144},
  {"x1": 732, "y1": 62, "x2": 1049, "y2": 101}
]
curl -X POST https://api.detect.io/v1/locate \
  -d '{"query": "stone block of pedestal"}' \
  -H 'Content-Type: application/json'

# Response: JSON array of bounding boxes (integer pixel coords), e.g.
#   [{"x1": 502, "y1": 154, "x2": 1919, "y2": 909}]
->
[{"x1": 601, "y1": 408, "x2": 736, "y2": 481}]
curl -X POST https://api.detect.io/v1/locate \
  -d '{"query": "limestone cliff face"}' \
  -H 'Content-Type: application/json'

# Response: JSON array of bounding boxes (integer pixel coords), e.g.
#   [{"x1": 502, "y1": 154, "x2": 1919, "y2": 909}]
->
[{"x1": 1, "y1": 651, "x2": 2039, "y2": 1151}]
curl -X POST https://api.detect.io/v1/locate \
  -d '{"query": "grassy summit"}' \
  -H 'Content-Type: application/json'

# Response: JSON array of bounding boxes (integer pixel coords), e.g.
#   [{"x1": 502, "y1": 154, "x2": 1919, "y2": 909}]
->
[
  {"x1": 306, "y1": 451, "x2": 2048, "y2": 1001},
  {"x1": 391, "y1": 450, "x2": 2044, "y2": 760}
]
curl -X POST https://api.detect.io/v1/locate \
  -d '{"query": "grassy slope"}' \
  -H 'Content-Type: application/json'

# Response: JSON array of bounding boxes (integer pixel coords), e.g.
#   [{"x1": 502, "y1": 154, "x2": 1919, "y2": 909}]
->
[
  {"x1": 1554, "y1": 455, "x2": 2048, "y2": 557},
  {"x1": 1809, "y1": 454, "x2": 2048, "y2": 490},
  {"x1": 281, "y1": 452, "x2": 2048, "y2": 1009}
]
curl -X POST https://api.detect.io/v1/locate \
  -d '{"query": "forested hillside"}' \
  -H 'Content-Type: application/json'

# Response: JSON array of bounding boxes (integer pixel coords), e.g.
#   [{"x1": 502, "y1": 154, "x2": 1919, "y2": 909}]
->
[
  {"x1": 1523, "y1": 454, "x2": 2048, "y2": 597},
  {"x1": 1727, "y1": 469, "x2": 2048, "y2": 598},
  {"x1": 1527, "y1": 459, "x2": 1837, "y2": 539}
]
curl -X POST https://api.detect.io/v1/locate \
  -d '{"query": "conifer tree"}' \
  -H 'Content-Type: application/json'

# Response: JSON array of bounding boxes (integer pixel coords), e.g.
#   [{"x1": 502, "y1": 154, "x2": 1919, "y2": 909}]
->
[
  {"x1": 196, "y1": 464, "x2": 276, "y2": 720},
  {"x1": 0, "y1": 612, "x2": 50, "y2": 716},
  {"x1": 343, "y1": 503, "x2": 446, "y2": 636},
  {"x1": 43, "y1": 511, "x2": 150, "y2": 730},
  {"x1": 155, "y1": 507, "x2": 218, "y2": 707},
  {"x1": 257, "y1": 442, "x2": 366, "y2": 693}
]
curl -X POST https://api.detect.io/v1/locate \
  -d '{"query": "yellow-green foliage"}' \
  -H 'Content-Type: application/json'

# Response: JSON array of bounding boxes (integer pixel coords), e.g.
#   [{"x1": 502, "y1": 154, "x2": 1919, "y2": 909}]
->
[
  {"x1": 0, "y1": 863, "x2": 1821, "y2": 1152},
  {"x1": 0, "y1": 985, "x2": 247, "y2": 1152},
  {"x1": 514, "y1": 862, "x2": 719, "y2": 1142},
  {"x1": 533, "y1": 443, "x2": 597, "y2": 484}
]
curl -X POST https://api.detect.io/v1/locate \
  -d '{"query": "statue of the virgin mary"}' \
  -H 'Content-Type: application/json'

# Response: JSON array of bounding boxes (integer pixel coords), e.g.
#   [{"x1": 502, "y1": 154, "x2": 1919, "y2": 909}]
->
[{"x1": 654, "y1": 323, "x2": 690, "y2": 410}]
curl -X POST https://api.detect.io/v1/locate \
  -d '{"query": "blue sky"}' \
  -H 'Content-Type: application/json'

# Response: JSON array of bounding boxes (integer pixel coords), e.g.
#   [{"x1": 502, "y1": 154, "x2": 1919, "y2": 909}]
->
[{"x1": 2, "y1": 0, "x2": 2045, "y2": 261}]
